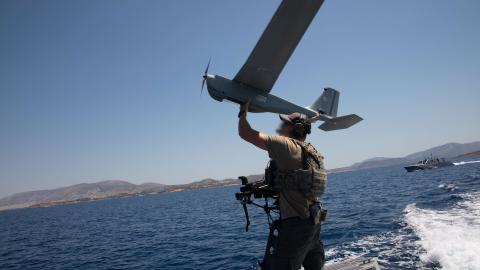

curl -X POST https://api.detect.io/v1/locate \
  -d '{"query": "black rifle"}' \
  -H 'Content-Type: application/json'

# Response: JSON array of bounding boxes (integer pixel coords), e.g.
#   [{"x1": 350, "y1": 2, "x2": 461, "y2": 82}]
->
[
  {"x1": 235, "y1": 167, "x2": 280, "y2": 269},
  {"x1": 235, "y1": 179, "x2": 279, "y2": 232},
  {"x1": 235, "y1": 161, "x2": 279, "y2": 231}
]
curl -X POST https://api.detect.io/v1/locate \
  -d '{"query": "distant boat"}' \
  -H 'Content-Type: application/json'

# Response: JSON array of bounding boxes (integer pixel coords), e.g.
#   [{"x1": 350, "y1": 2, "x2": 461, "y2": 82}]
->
[{"x1": 404, "y1": 155, "x2": 453, "y2": 172}]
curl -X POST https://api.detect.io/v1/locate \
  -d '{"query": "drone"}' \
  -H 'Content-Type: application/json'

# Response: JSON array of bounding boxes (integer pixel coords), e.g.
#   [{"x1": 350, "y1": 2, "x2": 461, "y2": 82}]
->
[{"x1": 201, "y1": 0, "x2": 362, "y2": 131}]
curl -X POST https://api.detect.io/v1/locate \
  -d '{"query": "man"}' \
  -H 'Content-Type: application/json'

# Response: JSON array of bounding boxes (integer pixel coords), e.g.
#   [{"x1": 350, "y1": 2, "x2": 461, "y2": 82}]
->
[{"x1": 238, "y1": 101, "x2": 327, "y2": 270}]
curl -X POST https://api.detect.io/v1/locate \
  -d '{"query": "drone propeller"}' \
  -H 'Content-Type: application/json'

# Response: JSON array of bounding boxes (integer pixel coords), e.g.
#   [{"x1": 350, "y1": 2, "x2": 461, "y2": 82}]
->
[{"x1": 201, "y1": 58, "x2": 211, "y2": 96}]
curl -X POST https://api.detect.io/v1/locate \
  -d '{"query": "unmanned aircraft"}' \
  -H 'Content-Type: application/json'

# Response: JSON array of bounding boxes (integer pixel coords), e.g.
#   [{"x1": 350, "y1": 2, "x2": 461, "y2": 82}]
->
[{"x1": 201, "y1": 0, "x2": 362, "y2": 131}]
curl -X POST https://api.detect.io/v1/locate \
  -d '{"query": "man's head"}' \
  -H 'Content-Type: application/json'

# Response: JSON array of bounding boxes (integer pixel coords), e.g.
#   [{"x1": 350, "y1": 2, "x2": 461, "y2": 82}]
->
[{"x1": 277, "y1": 113, "x2": 311, "y2": 141}]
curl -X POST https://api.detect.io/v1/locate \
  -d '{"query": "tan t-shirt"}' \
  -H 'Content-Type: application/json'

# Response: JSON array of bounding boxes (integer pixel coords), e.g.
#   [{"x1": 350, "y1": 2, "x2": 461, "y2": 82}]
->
[{"x1": 265, "y1": 135, "x2": 314, "y2": 219}]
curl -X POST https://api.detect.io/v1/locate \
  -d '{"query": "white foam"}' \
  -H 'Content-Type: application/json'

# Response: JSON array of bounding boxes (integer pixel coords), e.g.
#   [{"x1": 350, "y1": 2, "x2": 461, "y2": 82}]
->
[
  {"x1": 438, "y1": 183, "x2": 457, "y2": 191},
  {"x1": 404, "y1": 192, "x2": 480, "y2": 270},
  {"x1": 324, "y1": 192, "x2": 480, "y2": 269},
  {"x1": 325, "y1": 227, "x2": 421, "y2": 268},
  {"x1": 453, "y1": 160, "x2": 480, "y2": 166}
]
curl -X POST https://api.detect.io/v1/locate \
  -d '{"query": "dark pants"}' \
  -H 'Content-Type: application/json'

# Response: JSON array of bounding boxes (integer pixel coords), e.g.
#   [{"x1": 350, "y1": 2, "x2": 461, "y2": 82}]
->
[{"x1": 262, "y1": 217, "x2": 325, "y2": 270}]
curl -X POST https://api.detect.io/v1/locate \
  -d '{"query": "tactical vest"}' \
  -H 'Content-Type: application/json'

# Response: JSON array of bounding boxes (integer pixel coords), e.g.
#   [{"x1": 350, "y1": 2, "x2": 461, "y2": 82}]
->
[{"x1": 273, "y1": 140, "x2": 327, "y2": 202}]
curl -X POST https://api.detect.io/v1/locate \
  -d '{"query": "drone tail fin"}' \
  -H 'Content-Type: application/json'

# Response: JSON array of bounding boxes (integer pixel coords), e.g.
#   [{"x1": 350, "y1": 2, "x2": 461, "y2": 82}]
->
[
  {"x1": 308, "y1": 88, "x2": 363, "y2": 131},
  {"x1": 308, "y1": 88, "x2": 339, "y2": 117}
]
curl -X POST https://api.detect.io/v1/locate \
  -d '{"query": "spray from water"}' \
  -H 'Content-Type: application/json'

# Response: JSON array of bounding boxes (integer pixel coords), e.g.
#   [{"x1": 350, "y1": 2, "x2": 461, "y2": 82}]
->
[{"x1": 453, "y1": 160, "x2": 480, "y2": 166}]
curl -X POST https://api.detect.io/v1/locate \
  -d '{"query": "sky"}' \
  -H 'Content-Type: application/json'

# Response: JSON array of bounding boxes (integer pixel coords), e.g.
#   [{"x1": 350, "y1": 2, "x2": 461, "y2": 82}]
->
[{"x1": 0, "y1": 0, "x2": 479, "y2": 197}]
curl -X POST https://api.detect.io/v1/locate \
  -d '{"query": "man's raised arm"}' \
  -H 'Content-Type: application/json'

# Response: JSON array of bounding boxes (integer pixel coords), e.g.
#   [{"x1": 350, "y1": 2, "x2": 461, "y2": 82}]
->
[{"x1": 238, "y1": 101, "x2": 268, "y2": 150}]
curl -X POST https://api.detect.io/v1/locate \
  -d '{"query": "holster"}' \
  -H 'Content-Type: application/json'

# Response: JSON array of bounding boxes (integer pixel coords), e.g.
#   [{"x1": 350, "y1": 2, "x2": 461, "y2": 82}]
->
[{"x1": 309, "y1": 202, "x2": 327, "y2": 225}]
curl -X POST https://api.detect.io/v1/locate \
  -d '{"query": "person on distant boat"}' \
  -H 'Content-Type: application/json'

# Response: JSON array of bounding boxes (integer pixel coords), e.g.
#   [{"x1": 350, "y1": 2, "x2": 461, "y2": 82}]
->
[{"x1": 238, "y1": 100, "x2": 326, "y2": 270}]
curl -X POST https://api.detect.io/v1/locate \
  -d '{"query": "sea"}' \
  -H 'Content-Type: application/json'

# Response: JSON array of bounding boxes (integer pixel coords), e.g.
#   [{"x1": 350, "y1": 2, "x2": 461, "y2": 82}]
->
[{"x1": 1, "y1": 160, "x2": 479, "y2": 270}]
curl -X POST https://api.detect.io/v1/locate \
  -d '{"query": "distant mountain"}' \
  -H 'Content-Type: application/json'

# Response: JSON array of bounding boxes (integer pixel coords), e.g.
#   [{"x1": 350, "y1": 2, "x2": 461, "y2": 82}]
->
[
  {"x1": 454, "y1": 150, "x2": 480, "y2": 159},
  {"x1": 404, "y1": 142, "x2": 480, "y2": 161},
  {"x1": 330, "y1": 141, "x2": 480, "y2": 173},
  {"x1": 0, "y1": 178, "x2": 242, "y2": 211}
]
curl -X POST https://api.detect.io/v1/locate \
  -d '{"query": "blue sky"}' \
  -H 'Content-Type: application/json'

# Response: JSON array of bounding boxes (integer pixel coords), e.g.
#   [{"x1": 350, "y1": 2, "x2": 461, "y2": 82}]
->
[{"x1": 0, "y1": 0, "x2": 479, "y2": 197}]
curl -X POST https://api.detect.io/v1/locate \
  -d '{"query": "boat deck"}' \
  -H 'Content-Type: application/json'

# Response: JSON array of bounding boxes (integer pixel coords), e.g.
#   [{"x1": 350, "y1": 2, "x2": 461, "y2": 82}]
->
[{"x1": 324, "y1": 256, "x2": 381, "y2": 270}]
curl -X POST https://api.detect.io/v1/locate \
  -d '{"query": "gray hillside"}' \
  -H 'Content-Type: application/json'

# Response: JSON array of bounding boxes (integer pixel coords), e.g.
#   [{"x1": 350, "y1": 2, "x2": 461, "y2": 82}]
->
[
  {"x1": 0, "y1": 180, "x2": 166, "y2": 209},
  {"x1": 404, "y1": 142, "x2": 480, "y2": 161},
  {"x1": 331, "y1": 141, "x2": 480, "y2": 172}
]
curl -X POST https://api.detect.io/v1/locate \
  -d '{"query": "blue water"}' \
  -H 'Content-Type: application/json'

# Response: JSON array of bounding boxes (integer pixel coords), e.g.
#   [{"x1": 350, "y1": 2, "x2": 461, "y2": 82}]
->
[{"x1": 1, "y1": 161, "x2": 479, "y2": 270}]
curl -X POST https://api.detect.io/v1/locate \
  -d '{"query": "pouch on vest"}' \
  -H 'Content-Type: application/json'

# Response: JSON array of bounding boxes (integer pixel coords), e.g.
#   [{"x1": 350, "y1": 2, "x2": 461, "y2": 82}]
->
[{"x1": 273, "y1": 140, "x2": 327, "y2": 200}]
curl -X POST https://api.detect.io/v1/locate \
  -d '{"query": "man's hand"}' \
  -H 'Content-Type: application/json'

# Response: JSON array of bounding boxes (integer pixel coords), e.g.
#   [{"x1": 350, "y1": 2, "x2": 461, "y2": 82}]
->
[
  {"x1": 238, "y1": 100, "x2": 267, "y2": 150},
  {"x1": 308, "y1": 112, "x2": 322, "y2": 123},
  {"x1": 238, "y1": 100, "x2": 250, "y2": 118}
]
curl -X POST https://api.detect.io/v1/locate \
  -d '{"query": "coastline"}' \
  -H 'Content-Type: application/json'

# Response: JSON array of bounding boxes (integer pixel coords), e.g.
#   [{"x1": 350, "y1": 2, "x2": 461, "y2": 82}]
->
[{"x1": 0, "y1": 181, "x2": 242, "y2": 212}]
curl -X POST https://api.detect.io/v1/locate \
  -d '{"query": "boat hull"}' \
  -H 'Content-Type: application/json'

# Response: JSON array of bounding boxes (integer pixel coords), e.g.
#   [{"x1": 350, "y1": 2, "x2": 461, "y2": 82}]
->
[{"x1": 404, "y1": 161, "x2": 453, "y2": 172}]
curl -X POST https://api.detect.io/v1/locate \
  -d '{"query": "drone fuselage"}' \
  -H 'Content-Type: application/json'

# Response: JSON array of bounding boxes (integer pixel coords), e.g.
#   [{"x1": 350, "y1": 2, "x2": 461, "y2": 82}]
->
[{"x1": 205, "y1": 74, "x2": 330, "y2": 120}]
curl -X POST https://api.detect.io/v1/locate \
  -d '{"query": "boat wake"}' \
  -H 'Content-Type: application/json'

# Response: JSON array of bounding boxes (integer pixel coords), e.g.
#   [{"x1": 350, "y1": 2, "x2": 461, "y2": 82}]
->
[
  {"x1": 453, "y1": 160, "x2": 480, "y2": 166},
  {"x1": 325, "y1": 226, "x2": 421, "y2": 268},
  {"x1": 404, "y1": 192, "x2": 480, "y2": 270},
  {"x1": 326, "y1": 191, "x2": 480, "y2": 269}
]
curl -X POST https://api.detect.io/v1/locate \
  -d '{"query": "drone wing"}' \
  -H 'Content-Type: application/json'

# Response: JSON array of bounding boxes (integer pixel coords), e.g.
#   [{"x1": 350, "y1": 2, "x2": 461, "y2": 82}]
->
[{"x1": 233, "y1": 0, "x2": 324, "y2": 94}]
